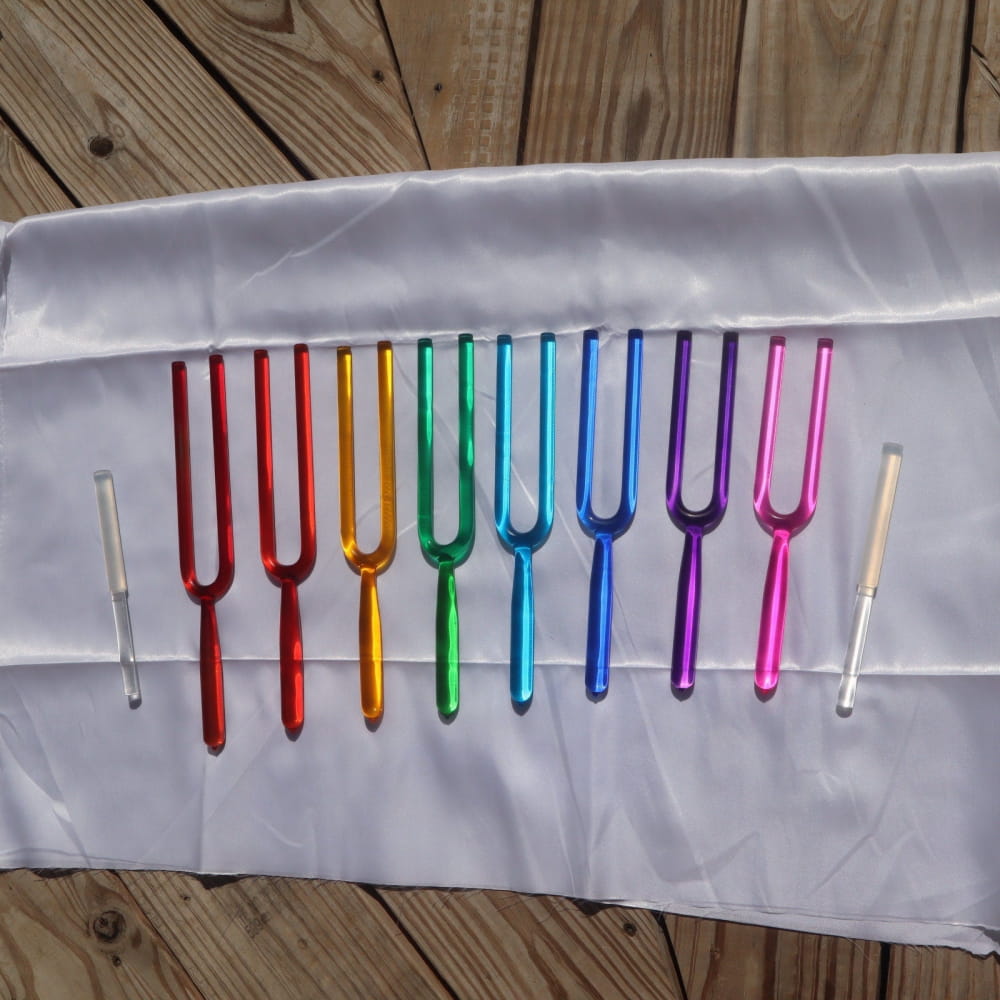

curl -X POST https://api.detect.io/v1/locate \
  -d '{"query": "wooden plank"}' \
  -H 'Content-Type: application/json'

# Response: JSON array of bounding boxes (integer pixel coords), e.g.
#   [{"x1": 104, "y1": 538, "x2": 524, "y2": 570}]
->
[
  {"x1": 377, "y1": 888, "x2": 684, "y2": 999},
  {"x1": 666, "y1": 914, "x2": 881, "y2": 999},
  {"x1": 149, "y1": 0, "x2": 425, "y2": 177},
  {"x1": 0, "y1": 0, "x2": 300, "y2": 206},
  {"x1": 0, "y1": 869, "x2": 204, "y2": 1000},
  {"x1": 380, "y1": 0, "x2": 534, "y2": 167},
  {"x1": 886, "y1": 945, "x2": 1000, "y2": 999},
  {"x1": 120, "y1": 871, "x2": 449, "y2": 1000},
  {"x1": 522, "y1": 0, "x2": 744, "y2": 163},
  {"x1": 0, "y1": 118, "x2": 74, "y2": 220},
  {"x1": 963, "y1": 0, "x2": 1000, "y2": 151},
  {"x1": 734, "y1": 0, "x2": 968, "y2": 156}
]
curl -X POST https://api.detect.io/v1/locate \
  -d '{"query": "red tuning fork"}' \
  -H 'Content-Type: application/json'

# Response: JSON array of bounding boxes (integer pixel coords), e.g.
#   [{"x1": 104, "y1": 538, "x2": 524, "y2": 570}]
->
[
  {"x1": 254, "y1": 344, "x2": 317, "y2": 731},
  {"x1": 172, "y1": 355, "x2": 235, "y2": 750}
]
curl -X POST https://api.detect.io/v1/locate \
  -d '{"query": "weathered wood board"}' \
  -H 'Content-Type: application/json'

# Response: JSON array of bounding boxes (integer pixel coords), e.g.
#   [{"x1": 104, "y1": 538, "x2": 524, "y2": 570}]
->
[
  {"x1": 151, "y1": 0, "x2": 426, "y2": 176},
  {"x1": 522, "y1": 0, "x2": 744, "y2": 161},
  {"x1": 378, "y1": 887, "x2": 684, "y2": 999},
  {"x1": 0, "y1": 869, "x2": 204, "y2": 1000},
  {"x1": 735, "y1": 0, "x2": 968, "y2": 155},
  {"x1": 885, "y1": 945, "x2": 1000, "y2": 1000},
  {"x1": 0, "y1": 118, "x2": 73, "y2": 220},
  {"x1": 381, "y1": 0, "x2": 534, "y2": 167},
  {"x1": 963, "y1": 0, "x2": 1000, "y2": 151},
  {"x1": 120, "y1": 871, "x2": 450, "y2": 1000},
  {"x1": 668, "y1": 914, "x2": 882, "y2": 1000},
  {"x1": 0, "y1": 0, "x2": 298, "y2": 205}
]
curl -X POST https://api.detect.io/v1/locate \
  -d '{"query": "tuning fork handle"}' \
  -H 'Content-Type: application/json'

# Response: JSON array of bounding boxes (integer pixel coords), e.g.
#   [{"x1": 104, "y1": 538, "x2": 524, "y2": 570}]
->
[
  {"x1": 585, "y1": 533, "x2": 614, "y2": 696},
  {"x1": 756, "y1": 530, "x2": 790, "y2": 691},
  {"x1": 671, "y1": 529, "x2": 703, "y2": 690},
  {"x1": 510, "y1": 547, "x2": 535, "y2": 704},
  {"x1": 198, "y1": 600, "x2": 226, "y2": 749},
  {"x1": 359, "y1": 567, "x2": 384, "y2": 719},
  {"x1": 436, "y1": 561, "x2": 460, "y2": 716},
  {"x1": 279, "y1": 580, "x2": 304, "y2": 730}
]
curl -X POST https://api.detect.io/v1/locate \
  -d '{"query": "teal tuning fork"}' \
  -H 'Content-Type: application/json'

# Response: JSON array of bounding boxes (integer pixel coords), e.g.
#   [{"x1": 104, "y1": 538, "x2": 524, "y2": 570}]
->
[
  {"x1": 576, "y1": 329, "x2": 643, "y2": 696},
  {"x1": 494, "y1": 333, "x2": 556, "y2": 705},
  {"x1": 417, "y1": 334, "x2": 475, "y2": 717}
]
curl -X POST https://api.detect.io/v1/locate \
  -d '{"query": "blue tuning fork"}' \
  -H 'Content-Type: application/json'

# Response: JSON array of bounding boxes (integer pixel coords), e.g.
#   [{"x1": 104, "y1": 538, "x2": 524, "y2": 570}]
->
[
  {"x1": 495, "y1": 333, "x2": 556, "y2": 704},
  {"x1": 576, "y1": 329, "x2": 643, "y2": 696}
]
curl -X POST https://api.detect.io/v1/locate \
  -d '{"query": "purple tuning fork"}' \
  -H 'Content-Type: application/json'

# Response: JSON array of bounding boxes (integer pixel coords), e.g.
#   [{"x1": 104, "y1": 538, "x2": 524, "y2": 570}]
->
[
  {"x1": 665, "y1": 331, "x2": 738, "y2": 689},
  {"x1": 753, "y1": 335, "x2": 833, "y2": 692}
]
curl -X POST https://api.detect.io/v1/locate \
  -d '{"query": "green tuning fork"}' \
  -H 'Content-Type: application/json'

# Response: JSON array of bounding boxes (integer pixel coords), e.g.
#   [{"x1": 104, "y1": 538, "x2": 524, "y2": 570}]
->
[{"x1": 417, "y1": 334, "x2": 476, "y2": 716}]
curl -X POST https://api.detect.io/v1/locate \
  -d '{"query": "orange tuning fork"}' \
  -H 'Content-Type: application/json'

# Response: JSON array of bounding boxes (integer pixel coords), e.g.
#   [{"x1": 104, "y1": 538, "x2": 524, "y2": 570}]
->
[
  {"x1": 172, "y1": 355, "x2": 235, "y2": 750},
  {"x1": 254, "y1": 344, "x2": 317, "y2": 731},
  {"x1": 337, "y1": 342, "x2": 397, "y2": 720}
]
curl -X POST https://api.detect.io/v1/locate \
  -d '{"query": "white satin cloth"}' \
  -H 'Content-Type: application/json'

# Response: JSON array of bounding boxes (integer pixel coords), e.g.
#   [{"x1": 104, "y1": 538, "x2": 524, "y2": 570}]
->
[{"x1": 1, "y1": 157, "x2": 999, "y2": 954}]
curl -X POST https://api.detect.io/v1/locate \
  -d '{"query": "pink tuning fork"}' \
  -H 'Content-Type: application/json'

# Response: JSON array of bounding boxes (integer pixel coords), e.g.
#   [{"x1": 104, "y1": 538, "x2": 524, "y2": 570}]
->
[{"x1": 753, "y1": 336, "x2": 832, "y2": 692}]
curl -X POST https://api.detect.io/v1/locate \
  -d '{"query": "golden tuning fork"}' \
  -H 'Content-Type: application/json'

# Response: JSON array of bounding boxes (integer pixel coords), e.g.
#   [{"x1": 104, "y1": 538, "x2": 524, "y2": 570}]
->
[{"x1": 337, "y1": 342, "x2": 397, "y2": 720}]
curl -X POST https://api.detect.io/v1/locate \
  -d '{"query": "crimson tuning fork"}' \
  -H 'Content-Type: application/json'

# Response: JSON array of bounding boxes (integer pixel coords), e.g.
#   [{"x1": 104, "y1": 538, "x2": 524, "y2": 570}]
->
[
  {"x1": 254, "y1": 344, "x2": 317, "y2": 731},
  {"x1": 172, "y1": 355, "x2": 235, "y2": 749}
]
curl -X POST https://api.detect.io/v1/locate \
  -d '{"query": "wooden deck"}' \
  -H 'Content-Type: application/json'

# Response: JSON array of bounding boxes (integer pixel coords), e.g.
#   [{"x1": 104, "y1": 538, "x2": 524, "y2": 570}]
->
[{"x1": 1, "y1": 1, "x2": 999, "y2": 996}]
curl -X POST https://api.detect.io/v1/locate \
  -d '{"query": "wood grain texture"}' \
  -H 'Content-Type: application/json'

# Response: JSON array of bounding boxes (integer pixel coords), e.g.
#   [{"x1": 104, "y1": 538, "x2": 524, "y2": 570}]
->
[
  {"x1": 377, "y1": 888, "x2": 683, "y2": 999},
  {"x1": 151, "y1": 0, "x2": 426, "y2": 177},
  {"x1": 380, "y1": 0, "x2": 534, "y2": 167},
  {"x1": 886, "y1": 945, "x2": 1000, "y2": 999},
  {"x1": 666, "y1": 914, "x2": 881, "y2": 1000},
  {"x1": 0, "y1": 119, "x2": 73, "y2": 220},
  {"x1": 0, "y1": 869, "x2": 204, "y2": 1000},
  {"x1": 0, "y1": 0, "x2": 300, "y2": 206},
  {"x1": 963, "y1": 0, "x2": 1000, "y2": 151},
  {"x1": 120, "y1": 871, "x2": 450, "y2": 1000},
  {"x1": 735, "y1": 0, "x2": 968, "y2": 156},
  {"x1": 522, "y1": 0, "x2": 744, "y2": 162}
]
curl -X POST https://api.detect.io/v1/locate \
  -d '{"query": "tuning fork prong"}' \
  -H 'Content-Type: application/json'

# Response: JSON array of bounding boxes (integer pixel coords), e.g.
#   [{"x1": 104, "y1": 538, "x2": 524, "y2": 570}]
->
[
  {"x1": 337, "y1": 342, "x2": 397, "y2": 721},
  {"x1": 665, "y1": 331, "x2": 739, "y2": 690},
  {"x1": 576, "y1": 329, "x2": 643, "y2": 696},
  {"x1": 495, "y1": 333, "x2": 556, "y2": 705},
  {"x1": 254, "y1": 344, "x2": 317, "y2": 731},
  {"x1": 171, "y1": 355, "x2": 235, "y2": 749},
  {"x1": 417, "y1": 334, "x2": 476, "y2": 717},
  {"x1": 753, "y1": 336, "x2": 833, "y2": 691}
]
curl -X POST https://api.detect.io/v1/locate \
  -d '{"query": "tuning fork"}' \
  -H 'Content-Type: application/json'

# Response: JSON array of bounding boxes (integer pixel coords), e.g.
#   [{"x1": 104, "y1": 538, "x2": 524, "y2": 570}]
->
[
  {"x1": 494, "y1": 333, "x2": 556, "y2": 704},
  {"x1": 665, "y1": 331, "x2": 738, "y2": 689},
  {"x1": 838, "y1": 442, "x2": 902, "y2": 714},
  {"x1": 171, "y1": 355, "x2": 235, "y2": 749},
  {"x1": 417, "y1": 334, "x2": 476, "y2": 717},
  {"x1": 576, "y1": 329, "x2": 643, "y2": 696},
  {"x1": 753, "y1": 336, "x2": 833, "y2": 691},
  {"x1": 254, "y1": 344, "x2": 317, "y2": 730},
  {"x1": 337, "y1": 342, "x2": 397, "y2": 720},
  {"x1": 94, "y1": 470, "x2": 141, "y2": 707}
]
